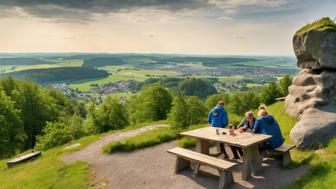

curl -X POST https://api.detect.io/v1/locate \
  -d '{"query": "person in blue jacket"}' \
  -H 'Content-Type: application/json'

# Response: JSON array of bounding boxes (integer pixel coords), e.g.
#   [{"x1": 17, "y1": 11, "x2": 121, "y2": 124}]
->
[
  {"x1": 208, "y1": 101, "x2": 229, "y2": 158},
  {"x1": 208, "y1": 101, "x2": 228, "y2": 128},
  {"x1": 252, "y1": 108, "x2": 284, "y2": 153}
]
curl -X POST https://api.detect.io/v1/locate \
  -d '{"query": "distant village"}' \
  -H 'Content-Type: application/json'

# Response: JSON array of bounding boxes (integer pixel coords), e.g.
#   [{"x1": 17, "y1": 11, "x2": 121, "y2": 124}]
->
[{"x1": 51, "y1": 81, "x2": 131, "y2": 104}]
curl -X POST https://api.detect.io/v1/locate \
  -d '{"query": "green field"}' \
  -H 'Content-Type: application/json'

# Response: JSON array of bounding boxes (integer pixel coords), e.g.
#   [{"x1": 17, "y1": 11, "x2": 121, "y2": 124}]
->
[
  {"x1": 3, "y1": 59, "x2": 83, "y2": 73},
  {"x1": 70, "y1": 69, "x2": 181, "y2": 92}
]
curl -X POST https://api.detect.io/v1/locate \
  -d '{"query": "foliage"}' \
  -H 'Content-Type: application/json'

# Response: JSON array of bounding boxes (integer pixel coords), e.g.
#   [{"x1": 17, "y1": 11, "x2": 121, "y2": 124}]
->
[
  {"x1": 84, "y1": 96, "x2": 129, "y2": 134},
  {"x1": 204, "y1": 93, "x2": 231, "y2": 110},
  {"x1": 35, "y1": 122, "x2": 73, "y2": 150},
  {"x1": 260, "y1": 81, "x2": 282, "y2": 105},
  {"x1": 103, "y1": 127, "x2": 176, "y2": 153},
  {"x1": 128, "y1": 85, "x2": 172, "y2": 123},
  {"x1": 0, "y1": 91, "x2": 26, "y2": 158},
  {"x1": 0, "y1": 77, "x2": 79, "y2": 150},
  {"x1": 35, "y1": 115, "x2": 85, "y2": 150},
  {"x1": 296, "y1": 17, "x2": 336, "y2": 35},
  {"x1": 279, "y1": 74, "x2": 292, "y2": 96},
  {"x1": 169, "y1": 95, "x2": 207, "y2": 130},
  {"x1": 169, "y1": 95, "x2": 190, "y2": 129},
  {"x1": 83, "y1": 57, "x2": 127, "y2": 67},
  {"x1": 178, "y1": 78, "x2": 217, "y2": 99},
  {"x1": 2, "y1": 67, "x2": 109, "y2": 84},
  {"x1": 187, "y1": 96, "x2": 207, "y2": 125}
]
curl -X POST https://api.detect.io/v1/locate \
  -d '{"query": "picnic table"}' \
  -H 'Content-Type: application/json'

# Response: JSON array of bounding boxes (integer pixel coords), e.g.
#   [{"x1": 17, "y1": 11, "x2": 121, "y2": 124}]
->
[{"x1": 180, "y1": 127, "x2": 271, "y2": 180}]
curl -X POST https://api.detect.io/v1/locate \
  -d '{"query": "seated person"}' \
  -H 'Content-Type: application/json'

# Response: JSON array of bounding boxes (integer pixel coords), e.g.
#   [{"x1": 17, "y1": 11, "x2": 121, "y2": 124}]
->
[
  {"x1": 208, "y1": 101, "x2": 229, "y2": 158},
  {"x1": 231, "y1": 111, "x2": 257, "y2": 159},
  {"x1": 237, "y1": 111, "x2": 256, "y2": 132},
  {"x1": 252, "y1": 108, "x2": 284, "y2": 153}
]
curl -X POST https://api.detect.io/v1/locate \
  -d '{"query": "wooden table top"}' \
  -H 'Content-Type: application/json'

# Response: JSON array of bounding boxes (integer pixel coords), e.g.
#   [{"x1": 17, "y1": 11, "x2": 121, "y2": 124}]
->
[{"x1": 180, "y1": 127, "x2": 272, "y2": 148}]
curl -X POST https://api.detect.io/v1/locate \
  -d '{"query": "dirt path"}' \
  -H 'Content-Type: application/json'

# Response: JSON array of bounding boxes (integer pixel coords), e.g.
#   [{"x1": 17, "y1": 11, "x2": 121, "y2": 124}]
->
[{"x1": 61, "y1": 126, "x2": 308, "y2": 189}]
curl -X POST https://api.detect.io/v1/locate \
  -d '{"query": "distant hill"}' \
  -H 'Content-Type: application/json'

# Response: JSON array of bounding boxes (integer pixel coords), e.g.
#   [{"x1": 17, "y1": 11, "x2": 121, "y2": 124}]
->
[
  {"x1": 0, "y1": 58, "x2": 50, "y2": 65},
  {"x1": 1, "y1": 67, "x2": 109, "y2": 84},
  {"x1": 83, "y1": 57, "x2": 128, "y2": 67}
]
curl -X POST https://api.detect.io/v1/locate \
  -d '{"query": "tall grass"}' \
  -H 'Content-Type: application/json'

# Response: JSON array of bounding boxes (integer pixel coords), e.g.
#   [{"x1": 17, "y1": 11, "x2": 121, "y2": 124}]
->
[{"x1": 103, "y1": 127, "x2": 176, "y2": 153}]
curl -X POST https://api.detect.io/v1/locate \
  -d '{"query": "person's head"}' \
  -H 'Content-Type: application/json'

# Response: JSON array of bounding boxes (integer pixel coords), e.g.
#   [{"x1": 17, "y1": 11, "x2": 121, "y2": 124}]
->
[
  {"x1": 245, "y1": 111, "x2": 254, "y2": 121},
  {"x1": 259, "y1": 105, "x2": 266, "y2": 111},
  {"x1": 258, "y1": 108, "x2": 268, "y2": 117},
  {"x1": 218, "y1": 101, "x2": 225, "y2": 107}
]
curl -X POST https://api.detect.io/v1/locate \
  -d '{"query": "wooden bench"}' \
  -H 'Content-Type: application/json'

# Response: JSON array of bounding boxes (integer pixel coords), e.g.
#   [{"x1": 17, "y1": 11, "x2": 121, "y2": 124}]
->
[
  {"x1": 7, "y1": 151, "x2": 42, "y2": 168},
  {"x1": 168, "y1": 147, "x2": 237, "y2": 189},
  {"x1": 274, "y1": 144, "x2": 295, "y2": 166}
]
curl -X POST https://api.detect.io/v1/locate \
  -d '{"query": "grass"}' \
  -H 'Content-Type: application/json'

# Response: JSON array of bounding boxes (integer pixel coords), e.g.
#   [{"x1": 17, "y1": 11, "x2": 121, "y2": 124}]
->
[
  {"x1": 218, "y1": 76, "x2": 244, "y2": 83},
  {"x1": 0, "y1": 143, "x2": 92, "y2": 189},
  {"x1": 296, "y1": 17, "x2": 336, "y2": 35},
  {"x1": 103, "y1": 126, "x2": 176, "y2": 153},
  {"x1": 69, "y1": 69, "x2": 181, "y2": 92},
  {"x1": 0, "y1": 120, "x2": 167, "y2": 189},
  {"x1": 279, "y1": 139, "x2": 336, "y2": 189}
]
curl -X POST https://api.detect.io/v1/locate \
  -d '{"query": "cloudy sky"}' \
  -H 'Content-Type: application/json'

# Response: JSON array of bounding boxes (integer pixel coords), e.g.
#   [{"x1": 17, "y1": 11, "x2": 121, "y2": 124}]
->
[{"x1": 0, "y1": 0, "x2": 335, "y2": 55}]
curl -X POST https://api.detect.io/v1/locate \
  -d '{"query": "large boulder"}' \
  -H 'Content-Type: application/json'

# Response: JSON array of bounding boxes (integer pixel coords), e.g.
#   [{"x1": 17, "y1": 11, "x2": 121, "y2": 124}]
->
[
  {"x1": 293, "y1": 30, "x2": 336, "y2": 70},
  {"x1": 290, "y1": 108, "x2": 336, "y2": 149},
  {"x1": 286, "y1": 18, "x2": 336, "y2": 149}
]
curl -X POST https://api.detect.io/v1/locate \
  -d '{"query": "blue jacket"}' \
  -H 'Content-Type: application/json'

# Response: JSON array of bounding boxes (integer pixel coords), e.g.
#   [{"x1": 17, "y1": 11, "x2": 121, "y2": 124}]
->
[
  {"x1": 252, "y1": 115, "x2": 284, "y2": 148},
  {"x1": 208, "y1": 105, "x2": 228, "y2": 128}
]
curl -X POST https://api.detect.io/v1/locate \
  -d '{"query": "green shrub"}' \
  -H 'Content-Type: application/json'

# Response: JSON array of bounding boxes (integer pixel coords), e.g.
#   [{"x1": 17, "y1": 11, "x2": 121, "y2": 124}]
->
[
  {"x1": 84, "y1": 96, "x2": 129, "y2": 134},
  {"x1": 35, "y1": 122, "x2": 73, "y2": 150},
  {"x1": 128, "y1": 85, "x2": 172, "y2": 124},
  {"x1": 296, "y1": 17, "x2": 336, "y2": 35},
  {"x1": 103, "y1": 127, "x2": 176, "y2": 153},
  {"x1": 169, "y1": 95, "x2": 207, "y2": 130}
]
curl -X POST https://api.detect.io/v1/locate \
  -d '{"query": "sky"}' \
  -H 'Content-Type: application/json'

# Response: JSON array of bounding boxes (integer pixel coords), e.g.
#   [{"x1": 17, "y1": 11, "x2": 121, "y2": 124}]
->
[{"x1": 0, "y1": 0, "x2": 335, "y2": 56}]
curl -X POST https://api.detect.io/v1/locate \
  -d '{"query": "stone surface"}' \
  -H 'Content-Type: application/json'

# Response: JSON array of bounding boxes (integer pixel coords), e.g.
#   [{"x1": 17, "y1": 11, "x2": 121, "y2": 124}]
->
[
  {"x1": 286, "y1": 28, "x2": 336, "y2": 149},
  {"x1": 290, "y1": 108, "x2": 336, "y2": 149},
  {"x1": 285, "y1": 70, "x2": 336, "y2": 119},
  {"x1": 293, "y1": 30, "x2": 336, "y2": 70}
]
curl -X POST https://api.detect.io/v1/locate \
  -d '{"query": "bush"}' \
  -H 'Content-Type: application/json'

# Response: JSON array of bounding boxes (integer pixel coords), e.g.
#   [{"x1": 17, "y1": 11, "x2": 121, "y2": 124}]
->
[
  {"x1": 84, "y1": 96, "x2": 129, "y2": 134},
  {"x1": 35, "y1": 122, "x2": 73, "y2": 150},
  {"x1": 128, "y1": 85, "x2": 172, "y2": 123},
  {"x1": 169, "y1": 95, "x2": 207, "y2": 130},
  {"x1": 260, "y1": 81, "x2": 282, "y2": 105}
]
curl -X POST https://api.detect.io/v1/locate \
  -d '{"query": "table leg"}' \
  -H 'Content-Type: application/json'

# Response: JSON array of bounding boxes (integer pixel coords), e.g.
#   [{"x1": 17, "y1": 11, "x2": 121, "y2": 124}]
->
[
  {"x1": 242, "y1": 144, "x2": 262, "y2": 180},
  {"x1": 196, "y1": 139, "x2": 209, "y2": 155},
  {"x1": 251, "y1": 144, "x2": 262, "y2": 175}
]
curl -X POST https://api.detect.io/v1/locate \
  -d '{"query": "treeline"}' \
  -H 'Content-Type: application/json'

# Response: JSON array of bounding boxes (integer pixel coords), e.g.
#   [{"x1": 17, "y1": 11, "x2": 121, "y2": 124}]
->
[
  {"x1": 129, "y1": 77, "x2": 218, "y2": 99},
  {"x1": 0, "y1": 77, "x2": 79, "y2": 158},
  {"x1": 2, "y1": 67, "x2": 109, "y2": 84},
  {"x1": 0, "y1": 75, "x2": 292, "y2": 158}
]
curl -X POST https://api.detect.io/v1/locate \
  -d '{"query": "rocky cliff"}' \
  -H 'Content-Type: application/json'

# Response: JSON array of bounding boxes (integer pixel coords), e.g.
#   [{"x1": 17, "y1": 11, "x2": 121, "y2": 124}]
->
[{"x1": 285, "y1": 18, "x2": 336, "y2": 149}]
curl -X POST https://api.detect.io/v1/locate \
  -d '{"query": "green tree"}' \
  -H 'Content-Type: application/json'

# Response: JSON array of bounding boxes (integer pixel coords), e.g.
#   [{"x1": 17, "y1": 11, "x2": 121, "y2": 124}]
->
[
  {"x1": 279, "y1": 74, "x2": 292, "y2": 96},
  {"x1": 84, "y1": 97, "x2": 129, "y2": 134},
  {"x1": 260, "y1": 82, "x2": 282, "y2": 105},
  {"x1": 178, "y1": 78, "x2": 217, "y2": 99},
  {"x1": 0, "y1": 77, "x2": 80, "y2": 150},
  {"x1": 205, "y1": 93, "x2": 231, "y2": 110},
  {"x1": 0, "y1": 91, "x2": 26, "y2": 158},
  {"x1": 187, "y1": 96, "x2": 207, "y2": 125},
  {"x1": 128, "y1": 85, "x2": 172, "y2": 123},
  {"x1": 169, "y1": 95, "x2": 190, "y2": 129}
]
